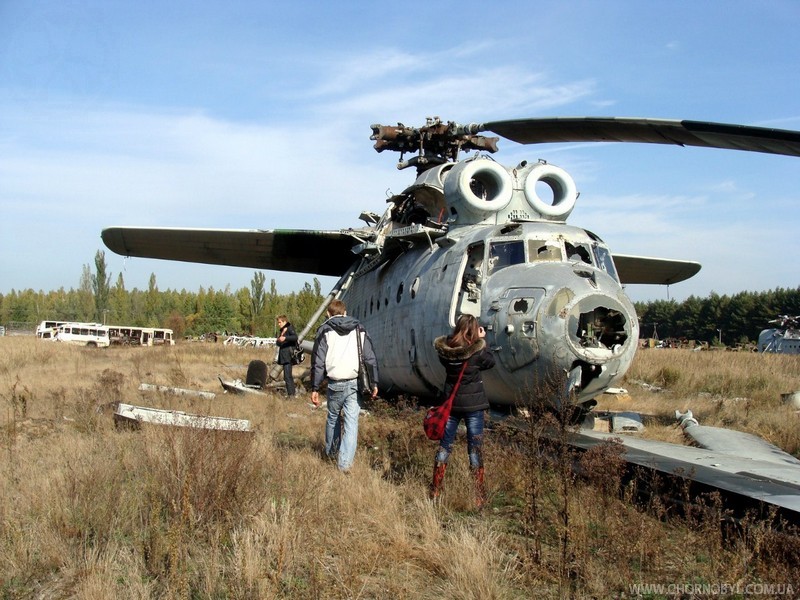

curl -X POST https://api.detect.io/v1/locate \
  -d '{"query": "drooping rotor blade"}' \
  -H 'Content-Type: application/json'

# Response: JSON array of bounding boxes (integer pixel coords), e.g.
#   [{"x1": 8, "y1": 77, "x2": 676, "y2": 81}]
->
[
  {"x1": 101, "y1": 227, "x2": 361, "y2": 277},
  {"x1": 480, "y1": 117, "x2": 800, "y2": 158},
  {"x1": 611, "y1": 253, "x2": 701, "y2": 285}
]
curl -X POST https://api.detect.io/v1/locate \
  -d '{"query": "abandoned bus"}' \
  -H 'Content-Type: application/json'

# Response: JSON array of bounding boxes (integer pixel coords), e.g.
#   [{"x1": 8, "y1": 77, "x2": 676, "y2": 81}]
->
[
  {"x1": 108, "y1": 326, "x2": 145, "y2": 345},
  {"x1": 36, "y1": 320, "x2": 72, "y2": 339},
  {"x1": 108, "y1": 326, "x2": 174, "y2": 346},
  {"x1": 53, "y1": 323, "x2": 111, "y2": 347},
  {"x1": 150, "y1": 328, "x2": 175, "y2": 346}
]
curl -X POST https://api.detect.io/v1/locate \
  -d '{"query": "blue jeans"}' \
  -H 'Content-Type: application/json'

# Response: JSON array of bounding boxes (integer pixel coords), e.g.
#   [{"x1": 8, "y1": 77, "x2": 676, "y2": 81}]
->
[
  {"x1": 325, "y1": 379, "x2": 360, "y2": 471},
  {"x1": 435, "y1": 410, "x2": 484, "y2": 468}
]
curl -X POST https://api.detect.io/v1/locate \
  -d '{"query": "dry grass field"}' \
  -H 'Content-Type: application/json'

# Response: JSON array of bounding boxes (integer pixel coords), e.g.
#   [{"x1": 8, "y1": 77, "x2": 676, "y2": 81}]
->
[
  {"x1": 600, "y1": 348, "x2": 800, "y2": 454},
  {"x1": 1, "y1": 337, "x2": 799, "y2": 598}
]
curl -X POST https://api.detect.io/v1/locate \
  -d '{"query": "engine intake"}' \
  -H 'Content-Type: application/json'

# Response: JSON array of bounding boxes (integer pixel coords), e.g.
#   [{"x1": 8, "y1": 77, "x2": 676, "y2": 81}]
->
[
  {"x1": 443, "y1": 158, "x2": 513, "y2": 221},
  {"x1": 523, "y1": 162, "x2": 577, "y2": 219}
]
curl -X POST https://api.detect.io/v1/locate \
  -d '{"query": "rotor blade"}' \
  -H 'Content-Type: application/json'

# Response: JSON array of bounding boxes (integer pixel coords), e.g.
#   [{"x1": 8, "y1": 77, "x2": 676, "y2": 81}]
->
[
  {"x1": 481, "y1": 117, "x2": 800, "y2": 158},
  {"x1": 101, "y1": 227, "x2": 360, "y2": 277},
  {"x1": 611, "y1": 254, "x2": 701, "y2": 285}
]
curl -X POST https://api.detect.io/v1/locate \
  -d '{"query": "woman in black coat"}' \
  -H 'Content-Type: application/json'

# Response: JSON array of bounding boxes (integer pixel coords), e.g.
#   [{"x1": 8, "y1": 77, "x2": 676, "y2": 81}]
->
[
  {"x1": 430, "y1": 314, "x2": 495, "y2": 507},
  {"x1": 276, "y1": 315, "x2": 299, "y2": 397}
]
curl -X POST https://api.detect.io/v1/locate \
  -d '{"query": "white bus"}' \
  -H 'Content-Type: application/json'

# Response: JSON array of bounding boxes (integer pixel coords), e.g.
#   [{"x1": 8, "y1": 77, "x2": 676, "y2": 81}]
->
[
  {"x1": 53, "y1": 323, "x2": 111, "y2": 347},
  {"x1": 36, "y1": 320, "x2": 73, "y2": 339},
  {"x1": 150, "y1": 328, "x2": 175, "y2": 346},
  {"x1": 108, "y1": 326, "x2": 145, "y2": 346},
  {"x1": 108, "y1": 326, "x2": 175, "y2": 346}
]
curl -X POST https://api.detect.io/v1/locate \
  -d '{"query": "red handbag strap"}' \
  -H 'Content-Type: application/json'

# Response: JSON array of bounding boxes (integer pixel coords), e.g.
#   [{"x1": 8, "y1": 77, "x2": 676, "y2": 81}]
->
[{"x1": 444, "y1": 360, "x2": 469, "y2": 407}]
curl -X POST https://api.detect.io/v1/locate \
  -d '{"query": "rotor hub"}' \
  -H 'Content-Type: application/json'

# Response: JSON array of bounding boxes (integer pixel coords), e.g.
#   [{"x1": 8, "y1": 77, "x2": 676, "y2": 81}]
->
[{"x1": 370, "y1": 117, "x2": 499, "y2": 172}]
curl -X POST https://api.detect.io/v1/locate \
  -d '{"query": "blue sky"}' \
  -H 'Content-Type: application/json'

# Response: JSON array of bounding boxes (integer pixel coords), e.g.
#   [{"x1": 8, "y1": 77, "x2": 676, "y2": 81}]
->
[{"x1": 1, "y1": 1, "x2": 798, "y2": 303}]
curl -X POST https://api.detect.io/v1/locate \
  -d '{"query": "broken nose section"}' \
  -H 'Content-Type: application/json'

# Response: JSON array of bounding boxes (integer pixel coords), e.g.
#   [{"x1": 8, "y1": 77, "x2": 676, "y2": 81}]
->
[
  {"x1": 568, "y1": 297, "x2": 630, "y2": 356},
  {"x1": 564, "y1": 294, "x2": 635, "y2": 399}
]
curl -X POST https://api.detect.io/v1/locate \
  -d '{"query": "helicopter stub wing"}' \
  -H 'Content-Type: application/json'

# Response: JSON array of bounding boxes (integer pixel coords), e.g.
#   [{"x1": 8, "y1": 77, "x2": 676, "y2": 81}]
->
[
  {"x1": 611, "y1": 253, "x2": 701, "y2": 285},
  {"x1": 101, "y1": 226, "x2": 360, "y2": 277},
  {"x1": 481, "y1": 118, "x2": 800, "y2": 158}
]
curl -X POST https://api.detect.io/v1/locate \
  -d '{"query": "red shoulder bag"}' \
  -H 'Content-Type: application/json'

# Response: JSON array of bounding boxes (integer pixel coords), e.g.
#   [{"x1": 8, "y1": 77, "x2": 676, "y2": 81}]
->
[{"x1": 423, "y1": 361, "x2": 468, "y2": 441}]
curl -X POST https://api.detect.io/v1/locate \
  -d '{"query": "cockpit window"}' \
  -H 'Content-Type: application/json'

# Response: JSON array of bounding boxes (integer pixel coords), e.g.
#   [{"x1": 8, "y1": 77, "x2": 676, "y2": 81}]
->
[
  {"x1": 528, "y1": 240, "x2": 563, "y2": 262},
  {"x1": 488, "y1": 240, "x2": 525, "y2": 273},
  {"x1": 565, "y1": 242, "x2": 592, "y2": 264},
  {"x1": 592, "y1": 244, "x2": 618, "y2": 280}
]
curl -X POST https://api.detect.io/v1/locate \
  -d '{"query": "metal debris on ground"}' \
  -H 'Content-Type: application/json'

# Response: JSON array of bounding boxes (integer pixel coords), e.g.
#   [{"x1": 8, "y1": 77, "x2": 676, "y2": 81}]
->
[
  {"x1": 114, "y1": 402, "x2": 251, "y2": 432},
  {"x1": 610, "y1": 411, "x2": 644, "y2": 433},
  {"x1": 218, "y1": 376, "x2": 268, "y2": 395},
  {"x1": 139, "y1": 383, "x2": 216, "y2": 400}
]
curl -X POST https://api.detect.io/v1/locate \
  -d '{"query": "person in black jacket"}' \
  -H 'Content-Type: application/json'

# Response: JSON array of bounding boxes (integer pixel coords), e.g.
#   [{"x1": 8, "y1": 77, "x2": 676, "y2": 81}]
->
[
  {"x1": 276, "y1": 315, "x2": 299, "y2": 397},
  {"x1": 431, "y1": 314, "x2": 495, "y2": 507}
]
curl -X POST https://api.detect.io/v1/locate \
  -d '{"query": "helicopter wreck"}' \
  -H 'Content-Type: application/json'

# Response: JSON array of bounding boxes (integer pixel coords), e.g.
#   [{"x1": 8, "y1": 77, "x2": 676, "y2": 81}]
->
[
  {"x1": 349, "y1": 149, "x2": 638, "y2": 405},
  {"x1": 758, "y1": 315, "x2": 800, "y2": 354},
  {"x1": 101, "y1": 115, "x2": 800, "y2": 411}
]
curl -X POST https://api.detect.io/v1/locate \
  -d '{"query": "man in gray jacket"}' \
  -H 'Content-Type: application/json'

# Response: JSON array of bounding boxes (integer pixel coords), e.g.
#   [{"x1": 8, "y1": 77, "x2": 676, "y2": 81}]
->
[{"x1": 310, "y1": 299, "x2": 378, "y2": 471}]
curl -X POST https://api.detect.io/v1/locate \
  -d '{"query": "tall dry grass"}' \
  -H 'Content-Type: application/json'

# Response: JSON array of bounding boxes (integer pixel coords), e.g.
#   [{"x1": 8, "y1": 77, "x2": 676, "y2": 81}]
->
[
  {"x1": 1, "y1": 337, "x2": 798, "y2": 598},
  {"x1": 608, "y1": 348, "x2": 800, "y2": 454}
]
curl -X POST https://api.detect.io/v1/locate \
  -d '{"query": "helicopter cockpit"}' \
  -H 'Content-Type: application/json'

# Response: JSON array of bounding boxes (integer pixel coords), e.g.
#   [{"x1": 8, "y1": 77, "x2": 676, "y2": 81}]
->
[{"x1": 482, "y1": 234, "x2": 620, "y2": 283}]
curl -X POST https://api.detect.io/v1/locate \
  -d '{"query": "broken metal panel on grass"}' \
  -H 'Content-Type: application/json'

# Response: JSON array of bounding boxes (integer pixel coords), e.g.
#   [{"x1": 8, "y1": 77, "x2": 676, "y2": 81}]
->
[
  {"x1": 114, "y1": 402, "x2": 251, "y2": 432},
  {"x1": 218, "y1": 376, "x2": 268, "y2": 395},
  {"x1": 676, "y1": 409, "x2": 800, "y2": 467},
  {"x1": 138, "y1": 383, "x2": 216, "y2": 400}
]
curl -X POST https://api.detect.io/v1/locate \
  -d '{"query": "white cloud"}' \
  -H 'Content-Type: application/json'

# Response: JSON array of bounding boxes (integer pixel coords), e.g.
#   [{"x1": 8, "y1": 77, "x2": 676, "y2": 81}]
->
[
  {"x1": 304, "y1": 41, "x2": 500, "y2": 98},
  {"x1": 324, "y1": 69, "x2": 596, "y2": 124}
]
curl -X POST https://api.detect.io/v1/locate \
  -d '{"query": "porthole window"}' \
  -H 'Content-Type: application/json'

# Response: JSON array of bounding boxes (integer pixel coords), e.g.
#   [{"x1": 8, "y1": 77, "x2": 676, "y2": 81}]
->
[
  {"x1": 411, "y1": 277, "x2": 420, "y2": 299},
  {"x1": 397, "y1": 282, "x2": 404, "y2": 303}
]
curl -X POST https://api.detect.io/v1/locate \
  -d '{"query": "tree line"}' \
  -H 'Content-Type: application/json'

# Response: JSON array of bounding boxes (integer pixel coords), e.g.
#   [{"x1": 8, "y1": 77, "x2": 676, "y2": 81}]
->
[
  {"x1": 1, "y1": 251, "x2": 325, "y2": 339},
  {"x1": 2, "y1": 251, "x2": 798, "y2": 344},
  {"x1": 634, "y1": 287, "x2": 800, "y2": 346}
]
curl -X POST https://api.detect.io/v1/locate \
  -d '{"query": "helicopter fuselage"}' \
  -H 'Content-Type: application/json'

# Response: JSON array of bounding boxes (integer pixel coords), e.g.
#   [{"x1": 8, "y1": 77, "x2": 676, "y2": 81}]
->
[
  {"x1": 339, "y1": 157, "x2": 639, "y2": 407},
  {"x1": 342, "y1": 220, "x2": 638, "y2": 407}
]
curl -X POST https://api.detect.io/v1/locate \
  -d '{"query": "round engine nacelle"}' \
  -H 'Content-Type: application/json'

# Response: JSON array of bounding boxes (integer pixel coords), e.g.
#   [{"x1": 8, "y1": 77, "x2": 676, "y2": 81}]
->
[
  {"x1": 523, "y1": 162, "x2": 577, "y2": 220},
  {"x1": 442, "y1": 158, "x2": 513, "y2": 222}
]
